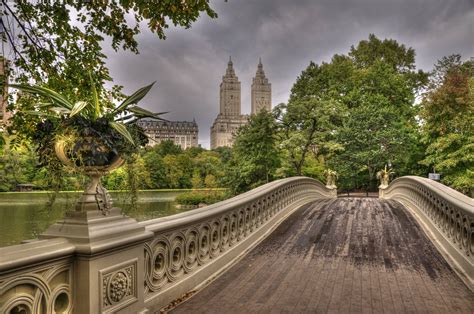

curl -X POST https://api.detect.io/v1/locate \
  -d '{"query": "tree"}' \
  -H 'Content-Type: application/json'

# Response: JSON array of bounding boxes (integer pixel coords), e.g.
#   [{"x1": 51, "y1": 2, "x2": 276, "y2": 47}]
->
[
  {"x1": 0, "y1": 140, "x2": 36, "y2": 191},
  {"x1": 275, "y1": 98, "x2": 343, "y2": 176},
  {"x1": 332, "y1": 104, "x2": 417, "y2": 190},
  {"x1": 142, "y1": 150, "x2": 167, "y2": 189},
  {"x1": 284, "y1": 35, "x2": 428, "y2": 189},
  {"x1": 2, "y1": 1, "x2": 217, "y2": 84},
  {"x1": 420, "y1": 55, "x2": 473, "y2": 195},
  {"x1": 277, "y1": 54, "x2": 354, "y2": 177},
  {"x1": 2, "y1": 1, "x2": 217, "y2": 145},
  {"x1": 162, "y1": 154, "x2": 193, "y2": 189},
  {"x1": 226, "y1": 110, "x2": 280, "y2": 194},
  {"x1": 151, "y1": 140, "x2": 183, "y2": 157},
  {"x1": 192, "y1": 151, "x2": 224, "y2": 188}
]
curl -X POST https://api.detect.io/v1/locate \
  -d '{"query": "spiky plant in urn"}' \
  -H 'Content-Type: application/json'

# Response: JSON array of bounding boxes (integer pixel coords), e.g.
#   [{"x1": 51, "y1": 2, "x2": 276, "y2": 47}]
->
[{"x1": 8, "y1": 76, "x2": 165, "y2": 215}]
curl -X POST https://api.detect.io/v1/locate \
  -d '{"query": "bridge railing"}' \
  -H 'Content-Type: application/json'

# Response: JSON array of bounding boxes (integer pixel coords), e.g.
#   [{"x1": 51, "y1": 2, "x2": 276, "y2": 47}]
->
[
  {"x1": 380, "y1": 176, "x2": 473, "y2": 290},
  {"x1": 139, "y1": 176, "x2": 335, "y2": 309},
  {"x1": 0, "y1": 176, "x2": 335, "y2": 313}
]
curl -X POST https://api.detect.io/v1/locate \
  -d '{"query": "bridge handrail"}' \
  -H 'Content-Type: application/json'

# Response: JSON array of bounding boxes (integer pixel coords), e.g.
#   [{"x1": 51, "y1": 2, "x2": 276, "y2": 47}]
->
[
  {"x1": 0, "y1": 176, "x2": 335, "y2": 312},
  {"x1": 139, "y1": 176, "x2": 335, "y2": 309},
  {"x1": 140, "y1": 176, "x2": 330, "y2": 232},
  {"x1": 381, "y1": 175, "x2": 473, "y2": 289},
  {"x1": 0, "y1": 239, "x2": 75, "y2": 313}
]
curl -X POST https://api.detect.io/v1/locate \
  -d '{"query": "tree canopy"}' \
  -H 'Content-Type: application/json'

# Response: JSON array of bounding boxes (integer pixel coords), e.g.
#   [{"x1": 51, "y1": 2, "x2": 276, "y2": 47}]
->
[
  {"x1": 420, "y1": 55, "x2": 473, "y2": 195},
  {"x1": 1, "y1": 0, "x2": 217, "y2": 144},
  {"x1": 283, "y1": 34, "x2": 429, "y2": 190},
  {"x1": 226, "y1": 110, "x2": 280, "y2": 194}
]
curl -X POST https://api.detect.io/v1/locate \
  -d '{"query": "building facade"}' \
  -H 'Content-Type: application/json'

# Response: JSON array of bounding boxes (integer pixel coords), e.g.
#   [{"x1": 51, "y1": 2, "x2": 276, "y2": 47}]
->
[
  {"x1": 210, "y1": 57, "x2": 248, "y2": 149},
  {"x1": 137, "y1": 119, "x2": 199, "y2": 150},
  {"x1": 210, "y1": 57, "x2": 272, "y2": 149}
]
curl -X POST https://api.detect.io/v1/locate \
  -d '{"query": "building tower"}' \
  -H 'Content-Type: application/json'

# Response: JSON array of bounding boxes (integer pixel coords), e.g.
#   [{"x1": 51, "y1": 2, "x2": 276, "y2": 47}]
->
[
  {"x1": 219, "y1": 56, "x2": 241, "y2": 116},
  {"x1": 251, "y1": 58, "x2": 271, "y2": 114},
  {"x1": 210, "y1": 57, "x2": 248, "y2": 149}
]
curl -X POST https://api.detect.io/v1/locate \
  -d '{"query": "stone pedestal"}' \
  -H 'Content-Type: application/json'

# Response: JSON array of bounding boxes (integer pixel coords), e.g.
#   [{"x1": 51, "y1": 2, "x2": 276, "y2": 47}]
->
[
  {"x1": 379, "y1": 185, "x2": 388, "y2": 198},
  {"x1": 40, "y1": 192, "x2": 153, "y2": 313},
  {"x1": 326, "y1": 185, "x2": 338, "y2": 198}
]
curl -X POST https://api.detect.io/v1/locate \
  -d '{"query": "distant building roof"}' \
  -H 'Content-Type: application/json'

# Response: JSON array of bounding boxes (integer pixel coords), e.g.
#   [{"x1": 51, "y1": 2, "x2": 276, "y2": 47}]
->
[{"x1": 137, "y1": 119, "x2": 198, "y2": 129}]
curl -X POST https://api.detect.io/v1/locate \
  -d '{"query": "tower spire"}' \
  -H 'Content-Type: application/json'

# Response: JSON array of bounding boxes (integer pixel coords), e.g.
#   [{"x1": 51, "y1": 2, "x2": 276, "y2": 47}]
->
[
  {"x1": 251, "y1": 58, "x2": 271, "y2": 114},
  {"x1": 255, "y1": 57, "x2": 265, "y2": 78},
  {"x1": 225, "y1": 56, "x2": 236, "y2": 78}
]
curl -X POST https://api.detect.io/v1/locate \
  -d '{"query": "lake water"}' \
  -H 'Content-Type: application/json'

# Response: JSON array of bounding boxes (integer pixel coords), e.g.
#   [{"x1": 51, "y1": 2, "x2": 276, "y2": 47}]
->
[{"x1": 0, "y1": 190, "x2": 192, "y2": 247}]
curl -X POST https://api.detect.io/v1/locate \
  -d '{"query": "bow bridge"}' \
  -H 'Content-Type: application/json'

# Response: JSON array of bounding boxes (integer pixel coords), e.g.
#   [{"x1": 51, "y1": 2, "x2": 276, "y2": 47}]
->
[{"x1": 0, "y1": 176, "x2": 472, "y2": 313}]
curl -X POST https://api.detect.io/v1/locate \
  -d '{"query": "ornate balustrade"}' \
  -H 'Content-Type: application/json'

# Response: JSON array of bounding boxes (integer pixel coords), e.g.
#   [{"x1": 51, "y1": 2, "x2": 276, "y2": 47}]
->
[
  {"x1": 139, "y1": 176, "x2": 335, "y2": 309},
  {"x1": 380, "y1": 176, "x2": 473, "y2": 290},
  {"x1": 0, "y1": 176, "x2": 334, "y2": 313},
  {"x1": 0, "y1": 239, "x2": 75, "y2": 313}
]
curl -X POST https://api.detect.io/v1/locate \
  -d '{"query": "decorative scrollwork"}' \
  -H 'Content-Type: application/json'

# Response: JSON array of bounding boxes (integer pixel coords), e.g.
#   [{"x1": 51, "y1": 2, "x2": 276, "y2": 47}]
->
[
  {"x1": 108, "y1": 272, "x2": 129, "y2": 303},
  {"x1": 101, "y1": 260, "x2": 137, "y2": 312},
  {"x1": 143, "y1": 178, "x2": 335, "y2": 298},
  {"x1": 381, "y1": 176, "x2": 473, "y2": 266},
  {"x1": 0, "y1": 261, "x2": 73, "y2": 314}
]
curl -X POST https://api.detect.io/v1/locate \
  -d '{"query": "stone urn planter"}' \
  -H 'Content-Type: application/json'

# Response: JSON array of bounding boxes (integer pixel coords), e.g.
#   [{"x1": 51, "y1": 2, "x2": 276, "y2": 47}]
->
[{"x1": 55, "y1": 138, "x2": 124, "y2": 215}]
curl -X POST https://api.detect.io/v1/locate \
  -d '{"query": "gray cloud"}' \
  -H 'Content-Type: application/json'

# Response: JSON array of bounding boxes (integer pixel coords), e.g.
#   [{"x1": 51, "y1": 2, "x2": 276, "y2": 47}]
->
[{"x1": 104, "y1": 0, "x2": 474, "y2": 148}]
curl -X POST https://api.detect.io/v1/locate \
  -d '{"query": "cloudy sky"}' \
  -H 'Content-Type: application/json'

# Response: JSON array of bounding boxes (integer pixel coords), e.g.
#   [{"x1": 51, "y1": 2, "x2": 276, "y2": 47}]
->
[{"x1": 103, "y1": 0, "x2": 473, "y2": 149}]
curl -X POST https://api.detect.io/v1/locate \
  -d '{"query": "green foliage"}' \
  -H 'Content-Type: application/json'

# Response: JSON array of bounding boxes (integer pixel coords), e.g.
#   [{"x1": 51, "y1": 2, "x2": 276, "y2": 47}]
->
[
  {"x1": 191, "y1": 151, "x2": 224, "y2": 188},
  {"x1": 226, "y1": 110, "x2": 281, "y2": 194},
  {"x1": 2, "y1": 81, "x2": 158, "y2": 178},
  {"x1": 102, "y1": 141, "x2": 229, "y2": 191},
  {"x1": 420, "y1": 55, "x2": 474, "y2": 195},
  {"x1": 0, "y1": 137, "x2": 86, "y2": 192},
  {"x1": 175, "y1": 190, "x2": 228, "y2": 206},
  {"x1": 3, "y1": 0, "x2": 217, "y2": 107},
  {"x1": 332, "y1": 104, "x2": 419, "y2": 190},
  {"x1": 162, "y1": 154, "x2": 193, "y2": 189},
  {"x1": 151, "y1": 140, "x2": 183, "y2": 156},
  {"x1": 275, "y1": 98, "x2": 344, "y2": 176},
  {"x1": 0, "y1": 141, "x2": 37, "y2": 191},
  {"x1": 285, "y1": 34, "x2": 428, "y2": 190},
  {"x1": 2, "y1": 0, "x2": 217, "y2": 193}
]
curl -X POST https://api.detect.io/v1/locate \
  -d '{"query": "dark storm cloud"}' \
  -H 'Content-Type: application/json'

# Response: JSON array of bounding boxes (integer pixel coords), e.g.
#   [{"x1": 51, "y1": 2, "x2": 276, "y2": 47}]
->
[{"x1": 104, "y1": 0, "x2": 474, "y2": 148}]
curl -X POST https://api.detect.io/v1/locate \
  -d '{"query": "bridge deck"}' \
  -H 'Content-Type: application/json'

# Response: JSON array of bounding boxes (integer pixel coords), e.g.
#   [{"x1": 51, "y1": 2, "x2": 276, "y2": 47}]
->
[{"x1": 171, "y1": 198, "x2": 474, "y2": 313}]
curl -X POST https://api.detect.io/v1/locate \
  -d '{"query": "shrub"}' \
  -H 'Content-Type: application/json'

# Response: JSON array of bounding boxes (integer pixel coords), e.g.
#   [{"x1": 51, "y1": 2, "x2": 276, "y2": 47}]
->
[{"x1": 175, "y1": 190, "x2": 228, "y2": 206}]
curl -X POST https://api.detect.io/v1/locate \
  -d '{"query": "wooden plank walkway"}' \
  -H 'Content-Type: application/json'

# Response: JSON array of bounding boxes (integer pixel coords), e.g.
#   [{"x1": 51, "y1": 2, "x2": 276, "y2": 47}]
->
[{"x1": 170, "y1": 198, "x2": 474, "y2": 313}]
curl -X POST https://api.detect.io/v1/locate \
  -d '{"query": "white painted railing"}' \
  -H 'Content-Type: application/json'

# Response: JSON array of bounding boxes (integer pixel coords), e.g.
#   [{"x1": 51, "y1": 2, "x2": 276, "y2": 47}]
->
[
  {"x1": 380, "y1": 176, "x2": 473, "y2": 290},
  {"x1": 139, "y1": 176, "x2": 336, "y2": 309},
  {"x1": 0, "y1": 177, "x2": 335, "y2": 313}
]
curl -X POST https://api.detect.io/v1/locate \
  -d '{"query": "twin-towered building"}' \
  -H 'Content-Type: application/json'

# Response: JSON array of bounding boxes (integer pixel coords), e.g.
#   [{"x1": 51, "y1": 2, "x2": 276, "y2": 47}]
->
[
  {"x1": 137, "y1": 57, "x2": 272, "y2": 150},
  {"x1": 210, "y1": 57, "x2": 272, "y2": 149}
]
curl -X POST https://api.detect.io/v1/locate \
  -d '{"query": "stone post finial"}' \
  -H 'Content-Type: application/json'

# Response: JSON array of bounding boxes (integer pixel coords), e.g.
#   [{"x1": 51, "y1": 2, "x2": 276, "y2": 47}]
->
[
  {"x1": 324, "y1": 169, "x2": 338, "y2": 189},
  {"x1": 377, "y1": 165, "x2": 394, "y2": 197}
]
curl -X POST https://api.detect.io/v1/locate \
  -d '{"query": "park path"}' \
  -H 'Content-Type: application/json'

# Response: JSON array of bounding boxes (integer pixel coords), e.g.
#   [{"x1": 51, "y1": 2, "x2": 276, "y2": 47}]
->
[{"x1": 171, "y1": 198, "x2": 474, "y2": 313}]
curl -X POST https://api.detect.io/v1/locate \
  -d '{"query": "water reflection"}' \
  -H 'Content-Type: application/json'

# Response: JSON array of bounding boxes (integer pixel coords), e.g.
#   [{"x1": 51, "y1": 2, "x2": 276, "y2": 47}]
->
[{"x1": 0, "y1": 190, "x2": 190, "y2": 247}]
